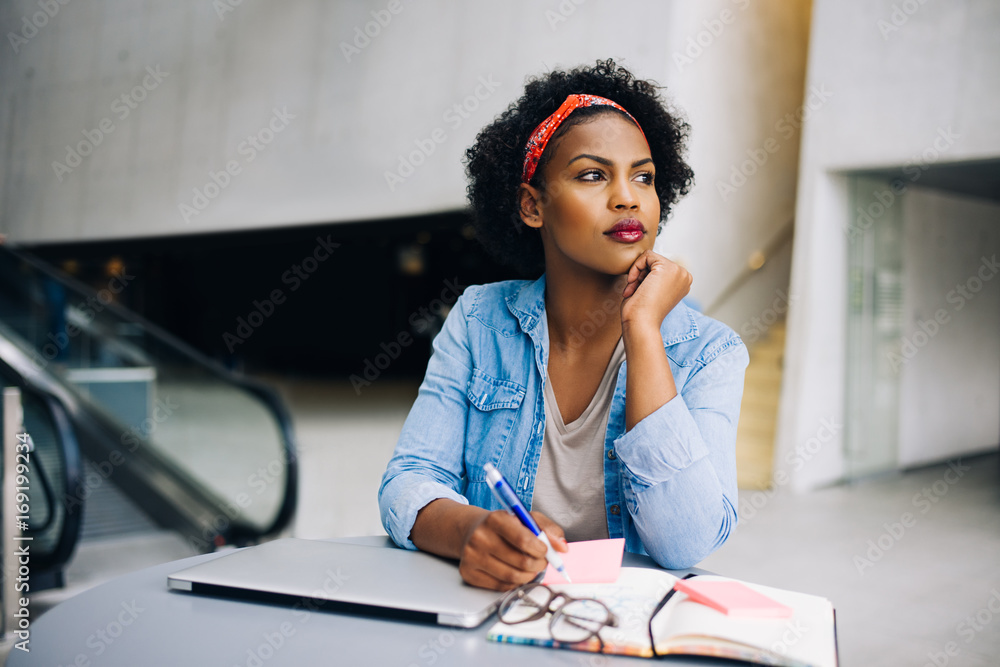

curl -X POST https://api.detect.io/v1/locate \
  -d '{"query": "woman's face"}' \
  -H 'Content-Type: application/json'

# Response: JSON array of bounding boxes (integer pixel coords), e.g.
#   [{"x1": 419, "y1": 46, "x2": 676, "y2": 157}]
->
[{"x1": 524, "y1": 112, "x2": 659, "y2": 277}]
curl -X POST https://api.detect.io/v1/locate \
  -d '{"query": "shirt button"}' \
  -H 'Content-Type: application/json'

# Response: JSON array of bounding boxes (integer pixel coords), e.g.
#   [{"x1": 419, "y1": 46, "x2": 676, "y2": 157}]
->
[
  {"x1": 610, "y1": 505, "x2": 620, "y2": 515},
  {"x1": 607, "y1": 450, "x2": 616, "y2": 460}
]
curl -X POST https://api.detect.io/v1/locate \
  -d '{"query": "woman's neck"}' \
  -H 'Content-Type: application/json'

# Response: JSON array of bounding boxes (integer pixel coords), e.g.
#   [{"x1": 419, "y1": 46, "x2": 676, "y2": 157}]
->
[{"x1": 543, "y1": 261, "x2": 626, "y2": 353}]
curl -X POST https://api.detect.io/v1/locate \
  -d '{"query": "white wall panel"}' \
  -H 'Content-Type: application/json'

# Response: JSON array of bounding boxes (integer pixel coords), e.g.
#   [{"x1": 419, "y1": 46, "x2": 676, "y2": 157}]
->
[
  {"x1": 778, "y1": 0, "x2": 1000, "y2": 490},
  {"x1": 897, "y1": 188, "x2": 1000, "y2": 467}
]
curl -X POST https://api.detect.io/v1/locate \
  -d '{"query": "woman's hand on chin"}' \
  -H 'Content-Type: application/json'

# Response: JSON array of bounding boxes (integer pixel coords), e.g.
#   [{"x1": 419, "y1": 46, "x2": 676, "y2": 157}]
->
[{"x1": 620, "y1": 249, "x2": 692, "y2": 331}]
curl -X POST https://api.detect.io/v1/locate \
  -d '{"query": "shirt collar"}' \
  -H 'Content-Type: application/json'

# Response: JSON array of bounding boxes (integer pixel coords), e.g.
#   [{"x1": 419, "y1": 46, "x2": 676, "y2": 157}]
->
[
  {"x1": 505, "y1": 273, "x2": 547, "y2": 335},
  {"x1": 505, "y1": 272, "x2": 700, "y2": 345}
]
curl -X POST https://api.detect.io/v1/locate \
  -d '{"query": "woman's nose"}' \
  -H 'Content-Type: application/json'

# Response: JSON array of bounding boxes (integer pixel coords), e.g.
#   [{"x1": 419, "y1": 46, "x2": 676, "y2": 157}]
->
[{"x1": 610, "y1": 177, "x2": 639, "y2": 209}]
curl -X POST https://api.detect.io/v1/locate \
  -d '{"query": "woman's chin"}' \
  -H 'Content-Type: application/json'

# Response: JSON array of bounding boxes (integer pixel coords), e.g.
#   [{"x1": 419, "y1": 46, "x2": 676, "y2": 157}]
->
[
  {"x1": 601, "y1": 261, "x2": 638, "y2": 278},
  {"x1": 608, "y1": 249, "x2": 648, "y2": 274}
]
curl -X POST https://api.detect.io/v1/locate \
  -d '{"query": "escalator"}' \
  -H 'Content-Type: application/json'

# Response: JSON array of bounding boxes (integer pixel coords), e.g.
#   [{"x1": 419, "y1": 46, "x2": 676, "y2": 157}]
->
[{"x1": 0, "y1": 244, "x2": 298, "y2": 588}]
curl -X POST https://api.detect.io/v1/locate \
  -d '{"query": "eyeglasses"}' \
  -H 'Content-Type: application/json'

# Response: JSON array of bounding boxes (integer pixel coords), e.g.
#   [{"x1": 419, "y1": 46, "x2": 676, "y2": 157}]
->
[
  {"x1": 647, "y1": 573, "x2": 698, "y2": 658},
  {"x1": 496, "y1": 582, "x2": 619, "y2": 647}
]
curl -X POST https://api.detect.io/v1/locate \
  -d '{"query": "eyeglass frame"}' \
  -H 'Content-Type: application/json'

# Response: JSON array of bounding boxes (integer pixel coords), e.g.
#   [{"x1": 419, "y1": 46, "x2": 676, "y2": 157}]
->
[
  {"x1": 647, "y1": 573, "x2": 699, "y2": 658},
  {"x1": 496, "y1": 582, "x2": 620, "y2": 648}
]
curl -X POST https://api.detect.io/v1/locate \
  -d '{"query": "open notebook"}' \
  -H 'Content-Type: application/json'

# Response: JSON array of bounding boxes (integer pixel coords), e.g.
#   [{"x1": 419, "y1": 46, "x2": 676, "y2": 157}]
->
[{"x1": 487, "y1": 567, "x2": 838, "y2": 667}]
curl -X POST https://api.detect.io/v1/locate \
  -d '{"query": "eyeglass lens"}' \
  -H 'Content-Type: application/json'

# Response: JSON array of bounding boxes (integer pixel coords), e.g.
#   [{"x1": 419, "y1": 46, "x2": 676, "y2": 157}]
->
[
  {"x1": 550, "y1": 599, "x2": 612, "y2": 643},
  {"x1": 498, "y1": 584, "x2": 554, "y2": 623}
]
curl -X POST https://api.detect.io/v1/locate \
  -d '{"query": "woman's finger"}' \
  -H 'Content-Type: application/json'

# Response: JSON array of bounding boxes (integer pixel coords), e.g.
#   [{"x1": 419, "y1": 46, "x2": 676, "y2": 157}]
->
[
  {"x1": 627, "y1": 250, "x2": 652, "y2": 282},
  {"x1": 625, "y1": 251, "x2": 660, "y2": 289},
  {"x1": 490, "y1": 536, "x2": 547, "y2": 574},
  {"x1": 460, "y1": 560, "x2": 517, "y2": 591},
  {"x1": 487, "y1": 512, "x2": 548, "y2": 559},
  {"x1": 461, "y1": 515, "x2": 547, "y2": 589},
  {"x1": 483, "y1": 551, "x2": 544, "y2": 586},
  {"x1": 531, "y1": 511, "x2": 569, "y2": 552},
  {"x1": 464, "y1": 542, "x2": 540, "y2": 589},
  {"x1": 623, "y1": 269, "x2": 648, "y2": 298}
]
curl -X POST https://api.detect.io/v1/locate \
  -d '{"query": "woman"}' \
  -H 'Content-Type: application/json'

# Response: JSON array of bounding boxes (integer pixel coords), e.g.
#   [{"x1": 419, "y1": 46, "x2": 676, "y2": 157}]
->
[{"x1": 379, "y1": 59, "x2": 749, "y2": 591}]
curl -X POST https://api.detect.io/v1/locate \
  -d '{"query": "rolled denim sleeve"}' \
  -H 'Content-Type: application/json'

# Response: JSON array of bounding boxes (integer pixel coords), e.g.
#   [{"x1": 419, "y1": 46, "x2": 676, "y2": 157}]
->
[
  {"x1": 378, "y1": 290, "x2": 476, "y2": 550},
  {"x1": 613, "y1": 339, "x2": 749, "y2": 569}
]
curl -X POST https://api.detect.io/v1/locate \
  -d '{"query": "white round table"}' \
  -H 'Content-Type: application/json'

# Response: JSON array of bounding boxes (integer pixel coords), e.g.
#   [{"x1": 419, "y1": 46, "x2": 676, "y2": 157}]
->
[{"x1": 13, "y1": 537, "x2": 717, "y2": 667}]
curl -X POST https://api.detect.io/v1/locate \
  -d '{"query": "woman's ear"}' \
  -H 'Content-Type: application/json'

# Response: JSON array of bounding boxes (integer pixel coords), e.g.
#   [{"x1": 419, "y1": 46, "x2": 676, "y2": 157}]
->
[{"x1": 517, "y1": 184, "x2": 543, "y2": 230}]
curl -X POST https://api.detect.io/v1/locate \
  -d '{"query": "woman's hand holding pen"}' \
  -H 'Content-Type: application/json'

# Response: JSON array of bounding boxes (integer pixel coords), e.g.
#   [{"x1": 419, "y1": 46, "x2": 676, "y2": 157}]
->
[
  {"x1": 620, "y1": 249, "x2": 692, "y2": 332},
  {"x1": 459, "y1": 510, "x2": 568, "y2": 591},
  {"x1": 410, "y1": 499, "x2": 568, "y2": 591}
]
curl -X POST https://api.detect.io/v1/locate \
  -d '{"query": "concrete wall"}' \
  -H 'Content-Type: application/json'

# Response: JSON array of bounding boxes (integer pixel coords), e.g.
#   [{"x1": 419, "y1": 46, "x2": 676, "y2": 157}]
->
[
  {"x1": 656, "y1": 0, "x2": 810, "y2": 319},
  {"x1": 778, "y1": 0, "x2": 1000, "y2": 490},
  {"x1": 1, "y1": 0, "x2": 681, "y2": 241},
  {"x1": 0, "y1": 0, "x2": 811, "y2": 319},
  {"x1": 897, "y1": 187, "x2": 1000, "y2": 467}
]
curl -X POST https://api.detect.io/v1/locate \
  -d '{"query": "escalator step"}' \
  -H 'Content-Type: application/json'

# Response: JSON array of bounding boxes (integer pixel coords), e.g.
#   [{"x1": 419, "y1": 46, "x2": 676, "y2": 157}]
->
[{"x1": 79, "y1": 461, "x2": 159, "y2": 541}]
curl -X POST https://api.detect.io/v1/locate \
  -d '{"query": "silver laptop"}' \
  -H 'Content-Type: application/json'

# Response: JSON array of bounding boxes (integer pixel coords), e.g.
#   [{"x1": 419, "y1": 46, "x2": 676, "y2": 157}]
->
[{"x1": 166, "y1": 538, "x2": 504, "y2": 628}]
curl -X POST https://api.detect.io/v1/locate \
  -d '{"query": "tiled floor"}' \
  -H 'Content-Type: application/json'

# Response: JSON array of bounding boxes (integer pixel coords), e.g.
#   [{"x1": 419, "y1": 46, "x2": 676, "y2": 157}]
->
[
  {"x1": 19, "y1": 376, "x2": 1000, "y2": 667},
  {"x1": 270, "y1": 377, "x2": 420, "y2": 540},
  {"x1": 699, "y1": 453, "x2": 1000, "y2": 667}
]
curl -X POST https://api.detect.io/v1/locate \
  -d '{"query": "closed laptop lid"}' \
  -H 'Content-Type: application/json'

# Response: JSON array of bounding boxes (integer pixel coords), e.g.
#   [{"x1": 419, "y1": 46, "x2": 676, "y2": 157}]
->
[{"x1": 167, "y1": 538, "x2": 504, "y2": 628}]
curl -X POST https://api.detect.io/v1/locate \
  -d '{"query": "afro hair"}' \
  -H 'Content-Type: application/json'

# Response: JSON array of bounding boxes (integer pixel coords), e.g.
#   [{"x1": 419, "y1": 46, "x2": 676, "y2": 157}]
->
[{"x1": 464, "y1": 58, "x2": 694, "y2": 277}]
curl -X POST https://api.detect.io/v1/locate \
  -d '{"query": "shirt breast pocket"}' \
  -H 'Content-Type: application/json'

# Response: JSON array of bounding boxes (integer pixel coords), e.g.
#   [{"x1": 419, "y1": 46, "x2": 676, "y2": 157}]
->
[{"x1": 465, "y1": 368, "x2": 526, "y2": 482}]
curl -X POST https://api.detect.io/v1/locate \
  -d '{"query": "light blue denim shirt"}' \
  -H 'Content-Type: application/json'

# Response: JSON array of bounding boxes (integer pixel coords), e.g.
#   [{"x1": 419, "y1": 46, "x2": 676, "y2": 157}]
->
[{"x1": 378, "y1": 273, "x2": 749, "y2": 569}]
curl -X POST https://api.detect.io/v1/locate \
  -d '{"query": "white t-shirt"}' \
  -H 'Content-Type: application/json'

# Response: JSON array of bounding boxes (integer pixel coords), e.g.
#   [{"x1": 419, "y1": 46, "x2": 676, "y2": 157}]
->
[{"x1": 531, "y1": 336, "x2": 626, "y2": 542}]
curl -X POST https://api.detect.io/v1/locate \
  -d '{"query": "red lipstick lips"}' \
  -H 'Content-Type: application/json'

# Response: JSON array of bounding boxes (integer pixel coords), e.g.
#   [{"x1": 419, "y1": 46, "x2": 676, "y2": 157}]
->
[{"x1": 604, "y1": 218, "x2": 646, "y2": 243}]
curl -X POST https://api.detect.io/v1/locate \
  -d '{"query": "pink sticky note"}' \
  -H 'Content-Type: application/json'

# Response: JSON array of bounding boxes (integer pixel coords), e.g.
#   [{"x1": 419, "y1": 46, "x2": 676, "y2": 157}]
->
[
  {"x1": 674, "y1": 580, "x2": 793, "y2": 618},
  {"x1": 542, "y1": 538, "x2": 625, "y2": 585}
]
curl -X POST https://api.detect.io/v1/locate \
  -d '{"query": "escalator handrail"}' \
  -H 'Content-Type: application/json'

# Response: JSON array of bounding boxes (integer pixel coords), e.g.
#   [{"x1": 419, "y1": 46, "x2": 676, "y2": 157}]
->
[
  {"x1": 3, "y1": 244, "x2": 284, "y2": 403},
  {"x1": 0, "y1": 328, "x2": 290, "y2": 547},
  {"x1": 0, "y1": 371, "x2": 85, "y2": 574},
  {"x1": 33, "y1": 392, "x2": 85, "y2": 571},
  {"x1": 0, "y1": 245, "x2": 298, "y2": 541}
]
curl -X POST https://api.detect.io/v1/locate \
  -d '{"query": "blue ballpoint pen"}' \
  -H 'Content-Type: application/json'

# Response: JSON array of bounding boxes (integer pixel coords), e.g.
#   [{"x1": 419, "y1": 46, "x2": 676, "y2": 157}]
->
[{"x1": 483, "y1": 463, "x2": 571, "y2": 582}]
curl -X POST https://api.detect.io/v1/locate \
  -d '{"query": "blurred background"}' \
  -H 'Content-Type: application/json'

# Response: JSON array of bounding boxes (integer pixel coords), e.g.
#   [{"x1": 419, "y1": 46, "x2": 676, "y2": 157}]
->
[{"x1": 0, "y1": 0, "x2": 997, "y2": 664}]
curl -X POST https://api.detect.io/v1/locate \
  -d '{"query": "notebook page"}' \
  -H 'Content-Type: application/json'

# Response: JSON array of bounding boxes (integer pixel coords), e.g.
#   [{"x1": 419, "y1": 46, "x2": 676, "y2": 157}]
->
[
  {"x1": 487, "y1": 567, "x2": 677, "y2": 655},
  {"x1": 653, "y1": 575, "x2": 837, "y2": 667}
]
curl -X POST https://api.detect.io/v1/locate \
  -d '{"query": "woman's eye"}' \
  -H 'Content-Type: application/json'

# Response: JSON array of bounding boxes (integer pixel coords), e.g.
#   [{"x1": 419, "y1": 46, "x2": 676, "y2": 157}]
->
[
  {"x1": 578, "y1": 170, "x2": 604, "y2": 181},
  {"x1": 635, "y1": 172, "x2": 655, "y2": 184}
]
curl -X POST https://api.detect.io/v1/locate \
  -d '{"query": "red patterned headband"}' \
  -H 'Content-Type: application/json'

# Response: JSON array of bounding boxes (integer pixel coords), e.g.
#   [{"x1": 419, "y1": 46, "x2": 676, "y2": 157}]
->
[{"x1": 521, "y1": 94, "x2": 647, "y2": 183}]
